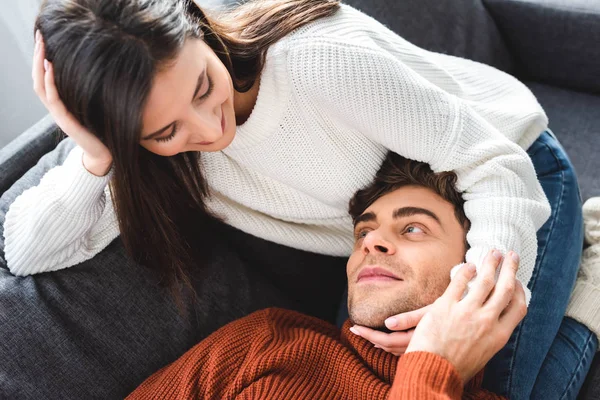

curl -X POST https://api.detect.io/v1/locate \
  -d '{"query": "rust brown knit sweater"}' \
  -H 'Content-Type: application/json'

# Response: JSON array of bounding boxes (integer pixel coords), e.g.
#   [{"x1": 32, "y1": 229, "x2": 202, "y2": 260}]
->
[{"x1": 128, "y1": 308, "x2": 505, "y2": 399}]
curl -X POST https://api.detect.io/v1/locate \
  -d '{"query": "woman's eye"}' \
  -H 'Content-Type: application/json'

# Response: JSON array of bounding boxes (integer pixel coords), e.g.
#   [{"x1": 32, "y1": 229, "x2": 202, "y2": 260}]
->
[
  {"x1": 198, "y1": 75, "x2": 213, "y2": 101},
  {"x1": 405, "y1": 225, "x2": 424, "y2": 234},
  {"x1": 155, "y1": 123, "x2": 178, "y2": 143}
]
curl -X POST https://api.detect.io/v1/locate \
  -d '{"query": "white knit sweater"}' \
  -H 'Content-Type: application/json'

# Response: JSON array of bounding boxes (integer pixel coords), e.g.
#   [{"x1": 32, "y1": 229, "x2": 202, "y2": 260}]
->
[{"x1": 4, "y1": 5, "x2": 551, "y2": 298}]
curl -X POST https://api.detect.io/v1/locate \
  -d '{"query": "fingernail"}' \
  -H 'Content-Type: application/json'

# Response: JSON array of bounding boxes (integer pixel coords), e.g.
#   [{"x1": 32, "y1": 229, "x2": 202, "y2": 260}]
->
[
  {"x1": 374, "y1": 345, "x2": 381, "y2": 349},
  {"x1": 44, "y1": 59, "x2": 49, "y2": 71},
  {"x1": 384, "y1": 317, "x2": 397, "y2": 329},
  {"x1": 465, "y1": 263, "x2": 476, "y2": 272},
  {"x1": 35, "y1": 30, "x2": 40, "y2": 42},
  {"x1": 349, "y1": 326, "x2": 361, "y2": 336},
  {"x1": 511, "y1": 252, "x2": 520, "y2": 262},
  {"x1": 492, "y1": 250, "x2": 502, "y2": 260}
]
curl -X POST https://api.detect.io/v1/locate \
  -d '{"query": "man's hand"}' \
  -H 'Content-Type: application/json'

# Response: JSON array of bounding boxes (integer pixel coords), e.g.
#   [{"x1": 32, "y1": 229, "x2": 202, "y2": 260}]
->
[{"x1": 405, "y1": 249, "x2": 527, "y2": 383}]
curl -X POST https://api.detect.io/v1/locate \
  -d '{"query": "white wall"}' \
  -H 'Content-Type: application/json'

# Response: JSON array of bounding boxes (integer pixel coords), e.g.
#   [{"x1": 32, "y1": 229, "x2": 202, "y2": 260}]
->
[
  {"x1": 0, "y1": 0, "x2": 230, "y2": 149},
  {"x1": 0, "y1": 0, "x2": 47, "y2": 148}
]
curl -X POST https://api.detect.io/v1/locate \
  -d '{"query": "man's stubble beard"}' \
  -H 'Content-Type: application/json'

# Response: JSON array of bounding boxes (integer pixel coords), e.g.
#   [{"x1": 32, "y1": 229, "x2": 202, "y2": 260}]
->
[{"x1": 347, "y1": 258, "x2": 450, "y2": 329}]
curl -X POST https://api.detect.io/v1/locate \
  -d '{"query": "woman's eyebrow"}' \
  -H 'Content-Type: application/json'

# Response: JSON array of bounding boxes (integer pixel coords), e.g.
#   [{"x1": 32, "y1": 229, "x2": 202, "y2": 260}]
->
[{"x1": 142, "y1": 70, "x2": 206, "y2": 141}]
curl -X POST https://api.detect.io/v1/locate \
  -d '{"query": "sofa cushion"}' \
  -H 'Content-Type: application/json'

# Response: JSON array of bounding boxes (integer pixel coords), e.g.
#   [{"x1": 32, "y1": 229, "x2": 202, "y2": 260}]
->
[
  {"x1": 0, "y1": 137, "x2": 347, "y2": 399},
  {"x1": 526, "y1": 82, "x2": 600, "y2": 201},
  {"x1": 485, "y1": 0, "x2": 600, "y2": 93},
  {"x1": 342, "y1": 0, "x2": 514, "y2": 72}
]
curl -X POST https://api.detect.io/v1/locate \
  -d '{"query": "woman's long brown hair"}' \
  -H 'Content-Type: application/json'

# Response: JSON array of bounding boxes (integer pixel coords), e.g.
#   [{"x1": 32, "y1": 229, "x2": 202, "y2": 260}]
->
[{"x1": 35, "y1": 0, "x2": 340, "y2": 292}]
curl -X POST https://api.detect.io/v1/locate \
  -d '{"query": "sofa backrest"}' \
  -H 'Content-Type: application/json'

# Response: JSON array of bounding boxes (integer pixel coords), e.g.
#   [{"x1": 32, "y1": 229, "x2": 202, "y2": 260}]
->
[
  {"x1": 484, "y1": 0, "x2": 600, "y2": 94},
  {"x1": 343, "y1": 0, "x2": 514, "y2": 72}
]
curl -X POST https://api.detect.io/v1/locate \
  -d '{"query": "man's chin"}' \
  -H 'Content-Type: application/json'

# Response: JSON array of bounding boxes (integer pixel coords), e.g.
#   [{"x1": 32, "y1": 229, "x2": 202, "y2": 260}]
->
[{"x1": 348, "y1": 289, "x2": 425, "y2": 329}]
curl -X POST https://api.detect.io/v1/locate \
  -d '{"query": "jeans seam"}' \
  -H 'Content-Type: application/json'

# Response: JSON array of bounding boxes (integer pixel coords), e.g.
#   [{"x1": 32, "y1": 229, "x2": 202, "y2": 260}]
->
[
  {"x1": 507, "y1": 138, "x2": 567, "y2": 396},
  {"x1": 559, "y1": 331, "x2": 598, "y2": 400}
]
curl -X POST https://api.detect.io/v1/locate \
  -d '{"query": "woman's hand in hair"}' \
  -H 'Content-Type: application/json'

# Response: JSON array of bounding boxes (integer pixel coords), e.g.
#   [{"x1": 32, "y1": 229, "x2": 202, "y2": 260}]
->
[
  {"x1": 33, "y1": 30, "x2": 113, "y2": 177},
  {"x1": 405, "y1": 251, "x2": 527, "y2": 383}
]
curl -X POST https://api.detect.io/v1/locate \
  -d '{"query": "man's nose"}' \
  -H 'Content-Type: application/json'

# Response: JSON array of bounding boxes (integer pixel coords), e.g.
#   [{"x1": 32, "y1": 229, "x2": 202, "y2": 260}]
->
[{"x1": 362, "y1": 231, "x2": 396, "y2": 255}]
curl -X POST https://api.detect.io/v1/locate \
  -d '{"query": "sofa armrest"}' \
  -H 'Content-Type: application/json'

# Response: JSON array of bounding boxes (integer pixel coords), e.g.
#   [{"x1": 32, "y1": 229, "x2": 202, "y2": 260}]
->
[
  {"x1": 0, "y1": 115, "x2": 59, "y2": 195},
  {"x1": 484, "y1": 0, "x2": 600, "y2": 93}
]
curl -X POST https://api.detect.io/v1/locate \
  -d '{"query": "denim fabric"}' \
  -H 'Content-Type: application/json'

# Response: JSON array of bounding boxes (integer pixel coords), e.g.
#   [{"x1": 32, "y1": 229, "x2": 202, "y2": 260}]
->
[
  {"x1": 526, "y1": 83, "x2": 600, "y2": 201},
  {"x1": 483, "y1": 131, "x2": 598, "y2": 399}
]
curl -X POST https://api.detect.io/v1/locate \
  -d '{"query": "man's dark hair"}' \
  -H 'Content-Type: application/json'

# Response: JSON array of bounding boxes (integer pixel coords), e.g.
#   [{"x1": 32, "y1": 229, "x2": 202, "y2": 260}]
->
[{"x1": 349, "y1": 152, "x2": 470, "y2": 231}]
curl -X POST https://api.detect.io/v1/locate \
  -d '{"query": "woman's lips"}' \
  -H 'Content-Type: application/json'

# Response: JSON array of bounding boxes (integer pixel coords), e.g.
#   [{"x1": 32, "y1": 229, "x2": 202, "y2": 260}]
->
[{"x1": 356, "y1": 266, "x2": 402, "y2": 283}]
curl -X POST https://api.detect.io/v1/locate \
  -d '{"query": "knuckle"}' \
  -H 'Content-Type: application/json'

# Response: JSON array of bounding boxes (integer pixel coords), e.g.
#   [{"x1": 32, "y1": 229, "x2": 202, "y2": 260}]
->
[
  {"x1": 504, "y1": 281, "x2": 516, "y2": 296},
  {"x1": 481, "y1": 276, "x2": 496, "y2": 290},
  {"x1": 518, "y1": 303, "x2": 528, "y2": 318}
]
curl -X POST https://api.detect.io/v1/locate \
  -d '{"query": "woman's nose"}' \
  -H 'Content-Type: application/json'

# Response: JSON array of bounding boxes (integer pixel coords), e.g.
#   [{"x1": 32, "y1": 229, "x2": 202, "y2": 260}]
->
[{"x1": 188, "y1": 108, "x2": 222, "y2": 143}]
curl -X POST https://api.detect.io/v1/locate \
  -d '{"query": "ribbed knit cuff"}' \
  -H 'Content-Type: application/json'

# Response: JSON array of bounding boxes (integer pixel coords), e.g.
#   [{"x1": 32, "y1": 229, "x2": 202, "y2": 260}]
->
[
  {"x1": 463, "y1": 247, "x2": 532, "y2": 306},
  {"x1": 59, "y1": 146, "x2": 113, "y2": 196},
  {"x1": 391, "y1": 351, "x2": 463, "y2": 399},
  {"x1": 566, "y1": 280, "x2": 600, "y2": 346}
]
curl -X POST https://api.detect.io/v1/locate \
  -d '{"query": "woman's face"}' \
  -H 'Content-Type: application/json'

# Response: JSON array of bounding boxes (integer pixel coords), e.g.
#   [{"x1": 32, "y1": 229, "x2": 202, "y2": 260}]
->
[{"x1": 140, "y1": 39, "x2": 236, "y2": 156}]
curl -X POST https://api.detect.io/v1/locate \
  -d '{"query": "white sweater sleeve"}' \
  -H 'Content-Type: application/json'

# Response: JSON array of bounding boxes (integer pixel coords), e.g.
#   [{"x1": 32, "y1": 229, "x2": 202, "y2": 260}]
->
[
  {"x1": 3, "y1": 146, "x2": 120, "y2": 276},
  {"x1": 291, "y1": 39, "x2": 551, "y2": 292}
]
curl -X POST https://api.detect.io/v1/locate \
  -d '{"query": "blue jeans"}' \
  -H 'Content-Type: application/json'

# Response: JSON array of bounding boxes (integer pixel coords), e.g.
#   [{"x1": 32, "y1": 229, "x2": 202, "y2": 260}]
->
[{"x1": 482, "y1": 131, "x2": 598, "y2": 399}]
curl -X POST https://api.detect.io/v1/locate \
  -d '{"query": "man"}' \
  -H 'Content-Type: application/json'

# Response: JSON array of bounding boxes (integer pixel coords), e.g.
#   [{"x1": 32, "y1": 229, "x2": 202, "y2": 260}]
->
[{"x1": 127, "y1": 153, "x2": 526, "y2": 399}]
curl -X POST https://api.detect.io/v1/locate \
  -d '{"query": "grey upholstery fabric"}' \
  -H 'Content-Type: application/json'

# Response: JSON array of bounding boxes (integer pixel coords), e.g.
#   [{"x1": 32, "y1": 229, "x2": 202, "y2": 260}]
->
[
  {"x1": 484, "y1": 0, "x2": 600, "y2": 94},
  {"x1": 342, "y1": 0, "x2": 514, "y2": 72},
  {"x1": 0, "y1": 138, "x2": 347, "y2": 399},
  {"x1": 0, "y1": 115, "x2": 59, "y2": 194},
  {"x1": 526, "y1": 82, "x2": 600, "y2": 201}
]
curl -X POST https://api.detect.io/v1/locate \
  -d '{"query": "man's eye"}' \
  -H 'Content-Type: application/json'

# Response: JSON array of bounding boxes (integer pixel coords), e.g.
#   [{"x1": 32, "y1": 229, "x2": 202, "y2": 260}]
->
[
  {"x1": 355, "y1": 229, "x2": 370, "y2": 239},
  {"x1": 405, "y1": 225, "x2": 424, "y2": 234}
]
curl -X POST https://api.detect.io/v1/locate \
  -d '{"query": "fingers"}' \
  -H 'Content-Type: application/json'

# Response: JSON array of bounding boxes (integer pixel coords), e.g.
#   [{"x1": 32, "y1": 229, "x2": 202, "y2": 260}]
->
[
  {"x1": 499, "y1": 280, "x2": 528, "y2": 330},
  {"x1": 443, "y1": 262, "x2": 476, "y2": 301},
  {"x1": 464, "y1": 250, "x2": 503, "y2": 304},
  {"x1": 384, "y1": 304, "x2": 431, "y2": 331},
  {"x1": 44, "y1": 59, "x2": 60, "y2": 105},
  {"x1": 350, "y1": 325, "x2": 414, "y2": 354},
  {"x1": 486, "y1": 251, "x2": 520, "y2": 312},
  {"x1": 32, "y1": 30, "x2": 47, "y2": 101}
]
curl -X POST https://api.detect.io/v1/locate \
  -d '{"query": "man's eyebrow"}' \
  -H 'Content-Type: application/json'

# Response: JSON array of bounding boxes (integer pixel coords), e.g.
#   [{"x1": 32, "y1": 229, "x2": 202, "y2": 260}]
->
[
  {"x1": 141, "y1": 70, "x2": 205, "y2": 141},
  {"x1": 393, "y1": 207, "x2": 441, "y2": 225},
  {"x1": 353, "y1": 212, "x2": 376, "y2": 228}
]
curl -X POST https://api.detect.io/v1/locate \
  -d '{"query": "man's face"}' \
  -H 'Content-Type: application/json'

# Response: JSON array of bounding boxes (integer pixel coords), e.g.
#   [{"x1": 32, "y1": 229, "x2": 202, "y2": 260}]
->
[{"x1": 347, "y1": 185, "x2": 467, "y2": 329}]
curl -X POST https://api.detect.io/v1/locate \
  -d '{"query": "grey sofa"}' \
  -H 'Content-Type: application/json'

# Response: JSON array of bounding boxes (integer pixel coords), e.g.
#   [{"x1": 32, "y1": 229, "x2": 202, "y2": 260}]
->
[{"x1": 1, "y1": 0, "x2": 599, "y2": 398}]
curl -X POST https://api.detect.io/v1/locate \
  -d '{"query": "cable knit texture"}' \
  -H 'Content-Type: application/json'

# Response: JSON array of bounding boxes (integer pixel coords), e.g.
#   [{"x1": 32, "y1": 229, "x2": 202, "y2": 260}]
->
[
  {"x1": 4, "y1": 4, "x2": 550, "y2": 294},
  {"x1": 126, "y1": 308, "x2": 504, "y2": 399},
  {"x1": 566, "y1": 197, "x2": 600, "y2": 342}
]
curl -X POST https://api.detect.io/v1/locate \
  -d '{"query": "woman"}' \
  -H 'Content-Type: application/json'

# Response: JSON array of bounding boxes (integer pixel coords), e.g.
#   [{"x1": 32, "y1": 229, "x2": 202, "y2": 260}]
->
[{"x1": 3, "y1": 0, "x2": 596, "y2": 398}]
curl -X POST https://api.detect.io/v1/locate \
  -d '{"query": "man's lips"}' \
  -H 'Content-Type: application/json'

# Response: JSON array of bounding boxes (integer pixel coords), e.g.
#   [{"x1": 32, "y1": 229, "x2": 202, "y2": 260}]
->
[{"x1": 356, "y1": 266, "x2": 402, "y2": 283}]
